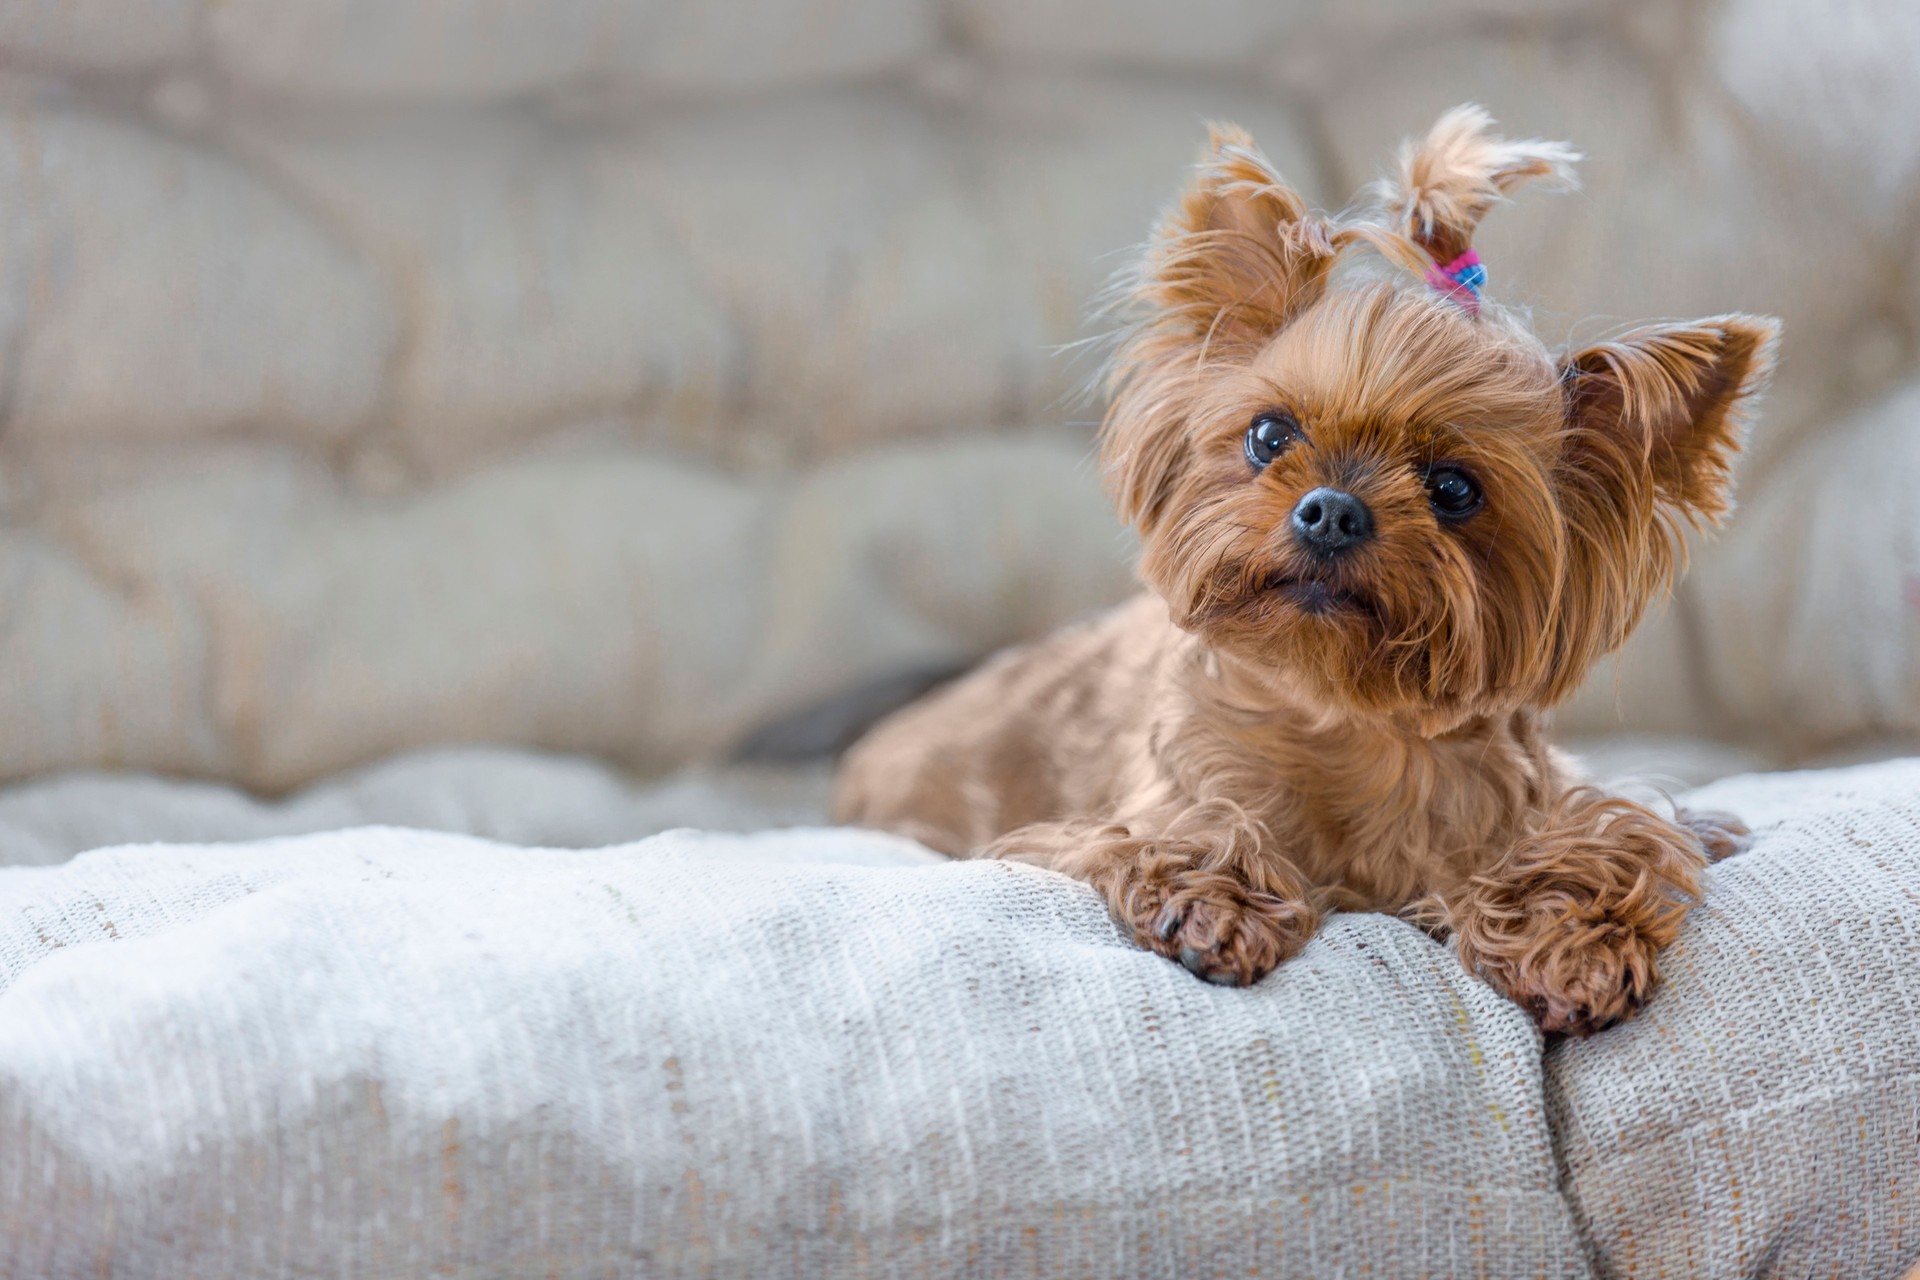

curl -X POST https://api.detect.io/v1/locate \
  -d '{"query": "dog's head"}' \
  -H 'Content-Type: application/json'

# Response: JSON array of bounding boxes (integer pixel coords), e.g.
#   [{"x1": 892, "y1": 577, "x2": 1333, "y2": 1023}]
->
[{"x1": 1104, "y1": 106, "x2": 1778, "y2": 732}]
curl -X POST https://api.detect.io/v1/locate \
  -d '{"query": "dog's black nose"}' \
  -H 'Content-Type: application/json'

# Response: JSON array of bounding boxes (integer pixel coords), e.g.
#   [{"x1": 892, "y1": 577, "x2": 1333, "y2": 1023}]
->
[{"x1": 1290, "y1": 487, "x2": 1374, "y2": 555}]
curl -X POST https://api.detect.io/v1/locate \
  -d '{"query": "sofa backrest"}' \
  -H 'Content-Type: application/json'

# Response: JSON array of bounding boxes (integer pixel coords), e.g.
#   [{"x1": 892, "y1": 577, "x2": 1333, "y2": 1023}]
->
[{"x1": 0, "y1": 0, "x2": 1914, "y2": 789}]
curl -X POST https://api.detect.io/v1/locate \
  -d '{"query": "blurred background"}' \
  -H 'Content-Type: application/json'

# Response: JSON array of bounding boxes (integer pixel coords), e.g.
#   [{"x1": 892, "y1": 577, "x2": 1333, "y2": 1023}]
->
[{"x1": 0, "y1": 0, "x2": 1914, "y2": 861}]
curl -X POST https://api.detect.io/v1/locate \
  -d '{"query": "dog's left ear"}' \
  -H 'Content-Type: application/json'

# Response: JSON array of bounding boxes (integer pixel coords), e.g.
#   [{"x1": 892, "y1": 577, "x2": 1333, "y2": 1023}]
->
[
  {"x1": 1106, "y1": 126, "x2": 1333, "y2": 532},
  {"x1": 1137, "y1": 123, "x2": 1338, "y2": 358},
  {"x1": 1559, "y1": 315, "x2": 1781, "y2": 523}
]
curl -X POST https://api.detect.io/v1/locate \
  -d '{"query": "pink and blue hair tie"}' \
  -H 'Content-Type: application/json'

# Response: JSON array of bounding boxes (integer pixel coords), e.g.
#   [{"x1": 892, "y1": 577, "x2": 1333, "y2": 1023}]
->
[{"x1": 1425, "y1": 249, "x2": 1486, "y2": 316}]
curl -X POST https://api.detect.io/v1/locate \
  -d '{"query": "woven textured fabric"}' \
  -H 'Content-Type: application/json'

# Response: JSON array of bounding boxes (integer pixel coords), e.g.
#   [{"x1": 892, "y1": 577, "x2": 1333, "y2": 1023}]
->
[
  {"x1": 0, "y1": 826, "x2": 1587, "y2": 1278},
  {"x1": 0, "y1": 747, "x2": 838, "y2": 868},
  {"x1": 1550, "y1": 758, "x2": 1920, "y2": 1277}
]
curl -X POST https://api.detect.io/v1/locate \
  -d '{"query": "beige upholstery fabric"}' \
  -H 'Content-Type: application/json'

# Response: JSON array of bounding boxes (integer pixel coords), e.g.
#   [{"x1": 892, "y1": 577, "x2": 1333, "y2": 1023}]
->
[
  {"x1": 3, "y1": 760, "x2": 1915, "y2": 1276},
  {"x1": 0, "y1": 825, "x2": 1590, "y2": 1278},
  {"x1": 0, "y1": 0, "x2": 1916, "y2": 790},
  {"x1": 1550, "y1": 758, "x2": 1920, "y2": 1277},
  {"x1": 0, "y1": 748, "x2": 836, "y2": 868}
]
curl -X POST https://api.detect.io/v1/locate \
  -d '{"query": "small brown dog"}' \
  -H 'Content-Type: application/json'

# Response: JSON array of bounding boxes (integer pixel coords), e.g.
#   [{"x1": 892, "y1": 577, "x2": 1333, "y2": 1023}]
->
[{"x1": 834, "y1": 106, "x2": 1777, "y2": 1035}]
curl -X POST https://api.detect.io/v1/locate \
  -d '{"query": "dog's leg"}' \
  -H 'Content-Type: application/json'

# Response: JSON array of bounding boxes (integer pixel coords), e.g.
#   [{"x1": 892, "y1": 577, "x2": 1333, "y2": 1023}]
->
[
  {"x1": 986, "y1": 807, "x2": 1319, "y2": 987},
  {"x1": 1674, "y1": 807, "x2": 1751, "y2": 862},
  {"x1": 1439, "y1": 789, "x2": 1707, "y2": 1036}
]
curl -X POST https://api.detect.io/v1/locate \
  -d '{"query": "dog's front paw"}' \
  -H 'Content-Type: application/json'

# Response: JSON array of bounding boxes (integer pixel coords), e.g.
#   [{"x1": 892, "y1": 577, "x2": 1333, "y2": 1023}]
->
[
  {"x1": 1459, "y1": 924, "x2": 1661, "y2": 1037},
  {"x1": 1124, "y1": 865, "x2": 1316, "y2": 987}
]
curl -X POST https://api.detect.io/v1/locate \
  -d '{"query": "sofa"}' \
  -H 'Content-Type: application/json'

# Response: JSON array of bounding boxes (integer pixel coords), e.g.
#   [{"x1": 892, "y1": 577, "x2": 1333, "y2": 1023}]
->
[
  {"x1": 3, "y1": 761, "x2": 1915, "y2": 1276},
  {"x1": 0, "y1": 0, "x2": 1916, "y2": 1274}
]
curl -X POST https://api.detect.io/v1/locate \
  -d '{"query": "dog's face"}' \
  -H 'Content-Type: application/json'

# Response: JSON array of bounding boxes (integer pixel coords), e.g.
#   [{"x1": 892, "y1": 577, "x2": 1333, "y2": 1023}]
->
[
  {"x1": 1138, "y1": 285, "x2": 1573, "y2": 726},
  {"x1": 1106, "y1": 117, "x2": 1777, "y2": 730}
]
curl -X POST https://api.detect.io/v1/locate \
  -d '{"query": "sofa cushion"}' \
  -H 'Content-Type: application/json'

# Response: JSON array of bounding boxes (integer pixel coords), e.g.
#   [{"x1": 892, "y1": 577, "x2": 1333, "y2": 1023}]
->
[
  {"x1": 1548, "y1": 758, "x2": 1920, "y2": 1277},
  {"x1": 0, "y1": 825, "x2": 1588, "y2": 1277},
  {"x1": 4, "y1": 761, "x2": 1916, "y2": 1276}
]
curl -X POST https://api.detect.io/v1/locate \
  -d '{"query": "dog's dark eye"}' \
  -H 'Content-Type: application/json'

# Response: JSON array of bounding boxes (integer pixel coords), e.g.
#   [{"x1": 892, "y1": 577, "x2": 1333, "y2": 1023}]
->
[
  {"x1": 1245, "y1": 413, "x2": 1302, "y2": 469},
  {"x1": 1426, "y1": 467, "x2": 1483, "y2": 520}
]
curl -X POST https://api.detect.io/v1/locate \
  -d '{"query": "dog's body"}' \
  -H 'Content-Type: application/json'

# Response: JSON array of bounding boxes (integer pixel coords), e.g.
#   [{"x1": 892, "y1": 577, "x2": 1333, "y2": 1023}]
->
[
  {"x1": 834, "y1": 108, "x2": 1776, "y2": 1034},
  {"x1": 836, "y1": 589, "x2": 1690, "y2": 1033},
  {"x1": 840, "y1": 592, "x2": 1567, "y2": 909}
]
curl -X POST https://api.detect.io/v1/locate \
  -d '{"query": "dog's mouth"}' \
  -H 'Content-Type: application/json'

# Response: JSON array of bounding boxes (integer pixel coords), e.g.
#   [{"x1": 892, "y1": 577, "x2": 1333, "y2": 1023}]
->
[
  {"x1": 1190, "y1": 565, "x2": 1386, "y2": 633},
  {"x1": 1262, "y1": 573, "x2": 1377, "y2": 620}
]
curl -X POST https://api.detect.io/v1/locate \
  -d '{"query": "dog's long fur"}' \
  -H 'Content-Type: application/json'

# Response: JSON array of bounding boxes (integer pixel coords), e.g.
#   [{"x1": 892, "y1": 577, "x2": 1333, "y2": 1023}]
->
[{"x1": 834, "y1": 106, "x2": 1778, "y2": 1035}]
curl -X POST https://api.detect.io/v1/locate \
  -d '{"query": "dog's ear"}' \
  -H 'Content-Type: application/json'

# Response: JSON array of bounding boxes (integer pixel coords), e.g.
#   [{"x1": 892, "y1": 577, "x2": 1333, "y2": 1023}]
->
[
  {"x1": 1105, "y1": 126, "x2": 1333, "y2": 531},
  {"x1": 1374, "y1": 103, "x2": 1578, "y2": 273},
  {"x1": 1539, "y1": 314, "x2": 1779, "y2": 703},
  {"x1": 1136, "y1": 123, "x2": 1337, "y2": 356},
  {"x1": 1559, "y1": 315, "x2": 1780, "y2": 524}
]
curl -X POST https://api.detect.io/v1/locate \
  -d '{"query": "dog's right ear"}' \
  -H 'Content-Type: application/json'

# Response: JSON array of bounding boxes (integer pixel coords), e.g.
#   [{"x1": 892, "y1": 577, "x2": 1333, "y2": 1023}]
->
[
  {"x1": 1106, "y1": 126, "x2": 1332, "y2": 531},
  {"x1": 1536, "y1": 313, "x2": 1779, "y2": 705},
  {"x1": 1138, "y1": 124, "x2": 1337, "y2": 356},
  {"x1": 1559, "y1": 316, "x2": 1779, "y2": 524}
]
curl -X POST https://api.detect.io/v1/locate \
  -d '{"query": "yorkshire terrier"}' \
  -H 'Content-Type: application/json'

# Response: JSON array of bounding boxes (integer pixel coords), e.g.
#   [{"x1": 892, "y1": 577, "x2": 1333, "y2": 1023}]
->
[{"x1": 834, "y1": 106, "x2": 1777, "y2": 1035}]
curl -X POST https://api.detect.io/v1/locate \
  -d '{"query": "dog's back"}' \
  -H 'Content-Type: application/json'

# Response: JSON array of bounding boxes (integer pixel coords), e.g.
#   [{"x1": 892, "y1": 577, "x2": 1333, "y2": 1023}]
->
[{"x1": 833, "y1": 594, "x2": 1174, "y2": 855}]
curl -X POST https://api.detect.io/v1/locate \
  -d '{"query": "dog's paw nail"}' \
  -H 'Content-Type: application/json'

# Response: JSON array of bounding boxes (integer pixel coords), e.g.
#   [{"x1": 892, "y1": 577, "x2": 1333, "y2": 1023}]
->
[
  {"x1": 1203, "y1": 968, "x2": 1245, "y2": 987},
  {"x1": 1178, "y1": 945, "x2": 1209, "y2": 975},
  {"x1": 1153, "y1": 908, "x2": 1183, "y2": 942}
]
